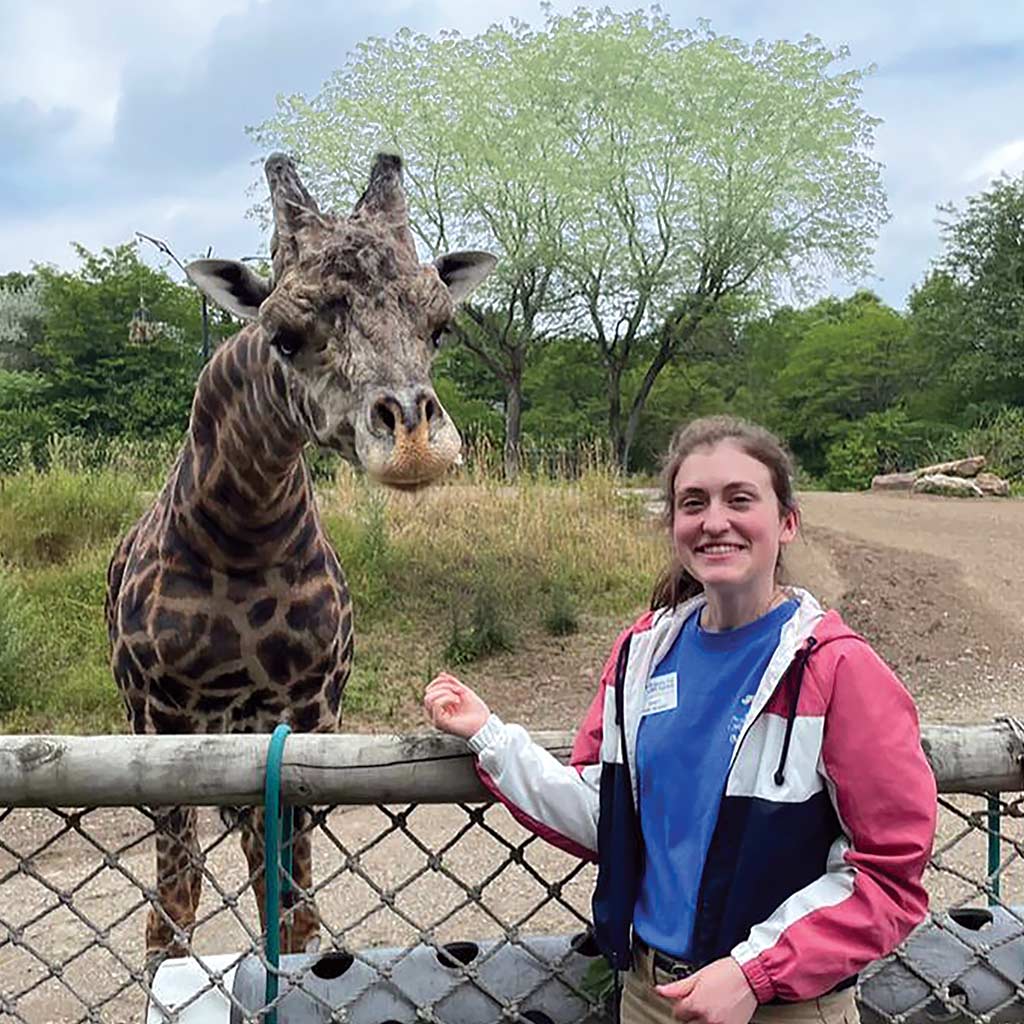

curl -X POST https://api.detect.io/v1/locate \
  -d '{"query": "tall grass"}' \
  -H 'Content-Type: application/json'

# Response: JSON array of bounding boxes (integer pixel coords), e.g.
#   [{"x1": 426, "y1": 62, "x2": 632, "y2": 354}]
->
[
  {"x1": 0, "y1": 436, "x2": 663, "y2": 731},
  {"x1": 321, "y1": 455, "x2": 663, "y2": 718},
  {"x1": 0, "y1": 434, "x2": 177, "y2": 568}
]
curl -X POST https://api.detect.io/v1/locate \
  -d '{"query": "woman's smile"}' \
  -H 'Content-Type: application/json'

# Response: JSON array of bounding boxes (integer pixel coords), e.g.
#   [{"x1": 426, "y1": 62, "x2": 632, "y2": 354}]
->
[{"x1": 694, "y1": 542, "x2": 747, "y2": 557}]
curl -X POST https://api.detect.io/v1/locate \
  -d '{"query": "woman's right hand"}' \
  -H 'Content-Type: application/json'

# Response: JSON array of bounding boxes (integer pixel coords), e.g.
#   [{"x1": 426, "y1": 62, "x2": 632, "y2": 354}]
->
[{"x1": 424, "y1": 672, "x2": 491, "y2": 739}]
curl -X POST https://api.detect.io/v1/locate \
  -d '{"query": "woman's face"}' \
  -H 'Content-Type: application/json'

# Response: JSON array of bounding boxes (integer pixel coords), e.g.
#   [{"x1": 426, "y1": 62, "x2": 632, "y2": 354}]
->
[{"x1": 672, "y1": 440, "x2": 798, "y2": 597}]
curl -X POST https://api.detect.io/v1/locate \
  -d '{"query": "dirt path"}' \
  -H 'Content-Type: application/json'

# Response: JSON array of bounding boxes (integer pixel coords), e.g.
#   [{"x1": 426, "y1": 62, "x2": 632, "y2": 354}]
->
[
  {"x1": 797, "y1": 491, "x2": 1024, "y2": 628},
  {"x1": 796, "y1": 492, "x2": 1023, "y2": 724}
]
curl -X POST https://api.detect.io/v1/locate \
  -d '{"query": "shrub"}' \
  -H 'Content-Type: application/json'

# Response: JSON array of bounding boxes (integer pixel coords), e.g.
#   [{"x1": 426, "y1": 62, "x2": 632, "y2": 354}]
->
[
  {"x1": 542, "y1": 576, "x2": 579, "y2": 636},
  {"x1": 823, "y1": 409, "x2": 950, "y2": 490},
  {"x1": 954, "y1": 406, "x2": 1024, "y2": 481},
  {"x1": 444, "y1": 574, "x2": 516, "y2": 665}
]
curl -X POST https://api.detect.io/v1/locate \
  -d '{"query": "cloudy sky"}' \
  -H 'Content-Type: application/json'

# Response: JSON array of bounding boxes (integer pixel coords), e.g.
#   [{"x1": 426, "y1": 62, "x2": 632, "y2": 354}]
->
[{"x1": 3, "y1": 1, "x2": 1022, "y2": 309}]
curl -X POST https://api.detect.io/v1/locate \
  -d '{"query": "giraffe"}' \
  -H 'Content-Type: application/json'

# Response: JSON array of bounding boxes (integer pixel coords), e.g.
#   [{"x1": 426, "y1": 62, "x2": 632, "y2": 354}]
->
[{"x1": 105, "y1": 152, "x2": 495, "y2": 965}]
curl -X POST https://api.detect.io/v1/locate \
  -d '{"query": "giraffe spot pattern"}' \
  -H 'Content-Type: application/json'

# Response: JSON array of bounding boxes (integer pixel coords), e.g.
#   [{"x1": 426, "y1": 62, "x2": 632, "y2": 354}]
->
[
  {"x1": 248, "y1": 597, "x2": 277, "y2": 629},
  {"x1": 257, "y1": 632, "x2": 314, "y2": 682}
]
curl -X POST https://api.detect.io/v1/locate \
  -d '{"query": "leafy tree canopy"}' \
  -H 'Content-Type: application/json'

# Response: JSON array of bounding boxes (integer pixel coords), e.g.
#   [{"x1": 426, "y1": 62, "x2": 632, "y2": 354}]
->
[
  {"x1": 908, "y1": 174, "x2": 1024, "y2": 412},
  {"x1": 253, "y1": 8, "x2": 887, "y2": 468}
]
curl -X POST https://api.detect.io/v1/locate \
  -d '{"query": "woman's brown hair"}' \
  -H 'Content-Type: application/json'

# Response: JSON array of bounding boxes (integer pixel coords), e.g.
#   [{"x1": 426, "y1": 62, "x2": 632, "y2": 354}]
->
[{"x1": 650, "y1": 415, "x2": 799, "y2": 610}]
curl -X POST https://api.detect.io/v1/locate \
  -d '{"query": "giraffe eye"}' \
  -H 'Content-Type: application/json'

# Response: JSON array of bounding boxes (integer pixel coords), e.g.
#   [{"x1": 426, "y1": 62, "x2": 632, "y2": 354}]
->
[
  {"x1": 431, "y1": 324, "x2": 452, "y2": 351},
  {"x1": 272, "y1": 326, "x2": 305, "y2": 358}
]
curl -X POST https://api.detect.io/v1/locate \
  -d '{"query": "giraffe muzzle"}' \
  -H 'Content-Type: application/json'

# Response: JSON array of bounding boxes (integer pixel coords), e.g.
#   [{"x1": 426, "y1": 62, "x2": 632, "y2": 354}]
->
[{"x1": 359, "y1": 386, "x2": 461, "y2": 488}]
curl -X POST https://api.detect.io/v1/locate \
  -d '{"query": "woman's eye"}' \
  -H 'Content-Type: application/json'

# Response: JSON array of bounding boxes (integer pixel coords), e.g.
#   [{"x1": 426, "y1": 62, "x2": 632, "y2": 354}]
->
[{"x1": 272, "y1": 327, "x2": 305, "y2": 358}]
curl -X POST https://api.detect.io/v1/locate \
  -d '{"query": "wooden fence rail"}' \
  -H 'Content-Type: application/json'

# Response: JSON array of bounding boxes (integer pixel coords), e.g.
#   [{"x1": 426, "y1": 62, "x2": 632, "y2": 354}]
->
[{"x1": 0, "y1": 722, "x2": 1019, "y2": 807}]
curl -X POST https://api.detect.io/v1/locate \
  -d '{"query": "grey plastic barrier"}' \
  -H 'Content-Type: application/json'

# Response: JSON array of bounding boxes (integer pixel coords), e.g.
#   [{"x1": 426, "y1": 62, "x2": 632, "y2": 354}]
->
[
  {"x1": 229, "y1": 933, "x2": 608, "y2": 1024},
  {"x1": 860, "y1": 906, "x2": 1024, "y2": 1024}
]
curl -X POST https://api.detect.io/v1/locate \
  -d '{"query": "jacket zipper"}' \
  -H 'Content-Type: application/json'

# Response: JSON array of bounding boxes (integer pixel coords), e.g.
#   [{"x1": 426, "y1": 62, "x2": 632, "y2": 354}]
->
[{"x1": 690, "y1": 634, "x2": 817, "y2": 962}]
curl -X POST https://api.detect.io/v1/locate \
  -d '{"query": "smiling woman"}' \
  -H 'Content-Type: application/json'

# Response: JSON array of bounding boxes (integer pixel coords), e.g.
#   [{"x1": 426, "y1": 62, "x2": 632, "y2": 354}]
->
[
  {"x1": 652, "y1": 418, "x2": 802, "y2": 628},
  {"x1": 424, "y1": 414, "x2": 937, "y2": 1024}
]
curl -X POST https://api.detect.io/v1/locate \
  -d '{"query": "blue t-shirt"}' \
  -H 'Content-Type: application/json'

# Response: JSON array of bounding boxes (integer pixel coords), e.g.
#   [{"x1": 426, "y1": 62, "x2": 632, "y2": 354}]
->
[{"x1": 633, "y1": 599, "x2": 799, "y2": 958}]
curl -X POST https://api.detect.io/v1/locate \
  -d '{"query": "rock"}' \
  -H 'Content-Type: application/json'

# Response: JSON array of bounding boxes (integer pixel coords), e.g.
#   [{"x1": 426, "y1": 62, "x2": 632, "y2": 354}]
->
[
  {"x1": 871, "y1": 472, "x2": 917, "y2": 492},
  {"x1": 914, "y1": 455, "x2": 986, "y2": 478},
  {"x1": 976, "y1": 472, "x2": 1011, "y2": 497},
  {"x1": 912, "y1": 473, "x2": 984, "y2": 498}
]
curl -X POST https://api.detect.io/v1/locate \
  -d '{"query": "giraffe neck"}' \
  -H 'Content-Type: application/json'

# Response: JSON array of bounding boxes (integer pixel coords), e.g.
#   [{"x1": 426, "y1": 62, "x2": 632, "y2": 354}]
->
[{"x1": 169, "y1": 327, "x2": 317, "y2": 570}]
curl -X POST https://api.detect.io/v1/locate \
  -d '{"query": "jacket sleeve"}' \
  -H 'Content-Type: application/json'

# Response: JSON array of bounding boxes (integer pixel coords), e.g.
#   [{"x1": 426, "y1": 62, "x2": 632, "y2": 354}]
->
[
  {"x1": 732, "y1": 642, "x2": 937, "y2": 1003},
  {"x1": 468, "y1": 626, "x2": 631, "y2": 860}
]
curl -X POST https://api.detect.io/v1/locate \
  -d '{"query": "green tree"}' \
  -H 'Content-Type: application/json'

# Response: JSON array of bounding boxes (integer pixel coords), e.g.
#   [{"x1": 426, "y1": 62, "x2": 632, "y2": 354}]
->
[
  {"x1": 432, "y1": 335, "x2": 506, "y2": 442},
  {"x1": 764, "y1": 292, "x2": 916, "y2": 474},
  {"x1": 545, "y1": 14, "x2": 886, "y2": 468},
  {"x1": 907, "y1": 174, "x2": 1024, "y2": 414},
  {"x1": 0, "y1": 274, "x2": 44, "y2": 371},
  {"x1": 254, "y1": 9, "x2": 886, "y2": 470},
  {"x1": 32, "y1": 244, "x2": 214, "y2": 442},
  {"x1": 521, "y1": 338, "x2": 607, "y2": 446}
]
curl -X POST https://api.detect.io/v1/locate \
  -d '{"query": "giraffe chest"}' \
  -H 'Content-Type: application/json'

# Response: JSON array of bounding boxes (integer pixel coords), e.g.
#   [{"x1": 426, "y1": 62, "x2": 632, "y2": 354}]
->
[{"x1": 112, "y1": 539, "x2": 353, "y2": 733}]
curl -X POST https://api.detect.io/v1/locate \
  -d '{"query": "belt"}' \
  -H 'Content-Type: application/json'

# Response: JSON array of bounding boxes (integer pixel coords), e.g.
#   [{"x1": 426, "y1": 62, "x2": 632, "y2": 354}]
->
[{"x1": 633, "y1": 937, "x2": 698, "y2": 980}]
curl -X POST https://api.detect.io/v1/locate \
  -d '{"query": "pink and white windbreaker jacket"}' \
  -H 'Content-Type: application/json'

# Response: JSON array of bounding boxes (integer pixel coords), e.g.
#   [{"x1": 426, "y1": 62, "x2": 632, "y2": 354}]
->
[{"x1": 467, "y1": 589, "x2": 937, "y2": 1002}]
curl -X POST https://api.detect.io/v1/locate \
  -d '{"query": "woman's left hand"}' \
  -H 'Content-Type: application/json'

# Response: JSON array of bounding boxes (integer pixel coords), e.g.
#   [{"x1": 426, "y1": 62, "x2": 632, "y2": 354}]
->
[{"x1": 654, "y1": 956, "x2": 757, "y2": 1024}]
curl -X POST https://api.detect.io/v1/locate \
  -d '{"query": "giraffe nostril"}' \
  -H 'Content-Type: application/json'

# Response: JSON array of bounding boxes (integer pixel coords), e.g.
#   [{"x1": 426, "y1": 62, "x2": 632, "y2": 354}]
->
[
  {"x1": 424, "y1": 397, "x2": 438, "y2": 423},
  {"x1": 372, "y1": 401, "x2": 397, "y2": 435}
]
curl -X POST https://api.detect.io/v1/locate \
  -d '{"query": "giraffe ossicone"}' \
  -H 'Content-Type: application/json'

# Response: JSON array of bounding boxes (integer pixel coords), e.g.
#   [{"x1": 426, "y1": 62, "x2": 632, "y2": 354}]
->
[{"x1": 105, "y1": 152, "x2": 496, "y2": 963}]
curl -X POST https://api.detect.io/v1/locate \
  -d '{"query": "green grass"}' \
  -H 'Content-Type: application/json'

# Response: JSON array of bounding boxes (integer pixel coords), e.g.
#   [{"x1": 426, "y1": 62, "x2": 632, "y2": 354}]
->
[
  {"x1": 0, "y1": 464, "x2": 145, "y2": 568},
  {"x1": 0, "y1": 442, "x2": 662, "y2": 733},
  {"x1": 0, "y1": 547, "x2": 125, "y2": 729}
]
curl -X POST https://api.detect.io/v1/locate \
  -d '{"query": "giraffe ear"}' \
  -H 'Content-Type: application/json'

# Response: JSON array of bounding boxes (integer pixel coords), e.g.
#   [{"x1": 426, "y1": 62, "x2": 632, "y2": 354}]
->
[
  {"x1": 185, "y1": 259, "x2": 272, "y2": 321},
  {"x1": 435, "y1": 250, "x2": 498, "y2": 304}
]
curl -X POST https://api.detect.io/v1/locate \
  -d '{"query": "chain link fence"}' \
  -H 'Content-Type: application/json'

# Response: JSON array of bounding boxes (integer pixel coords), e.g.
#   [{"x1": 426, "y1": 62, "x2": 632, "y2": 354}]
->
[{"x1": 1, "y1": 727, "x2": 1023, "y2": 1023}]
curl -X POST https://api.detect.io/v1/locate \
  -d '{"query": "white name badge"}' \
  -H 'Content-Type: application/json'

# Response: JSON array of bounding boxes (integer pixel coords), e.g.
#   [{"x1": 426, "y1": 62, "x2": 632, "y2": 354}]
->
[{"x1": 643, "y1": 672, "x2": 678, "y2": 715}]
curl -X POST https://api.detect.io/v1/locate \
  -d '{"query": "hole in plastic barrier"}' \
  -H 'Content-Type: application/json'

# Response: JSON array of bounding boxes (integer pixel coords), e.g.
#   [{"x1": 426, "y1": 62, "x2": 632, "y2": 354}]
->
[
  {"x1": 523, "y1": 1013, "x2": 554, "y2": 1024},
  {"x1": 949, "y1": 908, "x2": 993, "y2": 931},
  {"x1": 437, "y1": 942, "x2": 480, "y2": 968},
  {"x1": 923, "y1": 982, "x2": 969, "y2": 1022},
  {"x1": 312, "y1": 952, "x2": 355, "y2": 979},
  {"x1": 570, "y1": 931, "x2": 602, "y2": 958}
]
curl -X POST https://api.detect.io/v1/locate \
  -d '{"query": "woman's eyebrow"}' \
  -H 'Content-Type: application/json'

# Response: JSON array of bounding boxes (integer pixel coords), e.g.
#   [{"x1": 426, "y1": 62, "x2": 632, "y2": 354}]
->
[{"x1": 677, "y1": 481, "x2": 760, "y2": 494}]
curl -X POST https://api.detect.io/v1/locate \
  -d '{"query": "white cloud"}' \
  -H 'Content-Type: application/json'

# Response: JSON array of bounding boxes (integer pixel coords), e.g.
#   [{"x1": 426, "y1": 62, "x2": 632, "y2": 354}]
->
[
  {"x1": 0, "y1": 1, "x2": 251, "y2": 147},
  {"x1": 964, "y1": 139, "x2": 1024, "y2": 183}
]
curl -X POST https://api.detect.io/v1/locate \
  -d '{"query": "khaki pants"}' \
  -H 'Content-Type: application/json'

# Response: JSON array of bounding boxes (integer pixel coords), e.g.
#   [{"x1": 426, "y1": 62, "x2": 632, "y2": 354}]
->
[{"x1": 622, "y1": 945, "x2": 860, "y2": 1024}]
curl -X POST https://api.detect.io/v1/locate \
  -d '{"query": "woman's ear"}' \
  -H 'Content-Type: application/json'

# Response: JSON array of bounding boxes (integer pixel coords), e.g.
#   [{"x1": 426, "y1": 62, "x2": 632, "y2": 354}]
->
[{"x1": 779, "y1": 505, "x2": 800, "y2": 546}]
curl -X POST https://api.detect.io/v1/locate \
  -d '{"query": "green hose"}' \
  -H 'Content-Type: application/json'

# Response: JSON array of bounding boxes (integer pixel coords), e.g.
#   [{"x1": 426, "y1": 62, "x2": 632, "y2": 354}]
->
[{"x1": 264, "y1": 723, "x2": 294, "y2": 1022}]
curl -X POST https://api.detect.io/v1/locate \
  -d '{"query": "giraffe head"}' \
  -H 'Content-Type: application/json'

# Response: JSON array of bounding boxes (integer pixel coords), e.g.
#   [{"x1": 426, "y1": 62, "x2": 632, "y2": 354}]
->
[{"x1": 186, "y1": 153, "x2": 495, "y2": 489}]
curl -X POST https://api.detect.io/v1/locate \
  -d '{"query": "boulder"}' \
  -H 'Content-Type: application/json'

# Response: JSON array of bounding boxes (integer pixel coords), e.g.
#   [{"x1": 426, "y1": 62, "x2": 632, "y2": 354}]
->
[
  {"x1": 912, "y1": 473, "x2": 984, "y2": 498},
  {"x1": 914, "y1": 455, "x2": 986, "y2": 479},
  {"x1": 976, "y1": 472, "x2": 1011, "y2": 497},
  {"x1": 871, "y1": 472, "x2": 917, "y2": 492}
]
